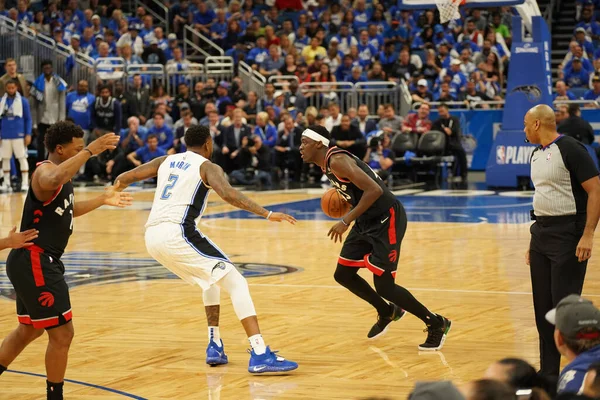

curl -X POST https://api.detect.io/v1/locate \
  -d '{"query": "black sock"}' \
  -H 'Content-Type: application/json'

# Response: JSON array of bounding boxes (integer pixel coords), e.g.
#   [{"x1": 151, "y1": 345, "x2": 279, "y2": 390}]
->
[
  {"x1": 374, "y1": 274, "x2": 442, "y2": 328},
  {"x1": 334, "y1": 264, "x2": 392, "y2": 317},
  {"x1": 47, "y1": 380, "x2": 64, "y2": 400},
  {"x1": 0, "y1": 364, "x2": 6, "y2": 375}
]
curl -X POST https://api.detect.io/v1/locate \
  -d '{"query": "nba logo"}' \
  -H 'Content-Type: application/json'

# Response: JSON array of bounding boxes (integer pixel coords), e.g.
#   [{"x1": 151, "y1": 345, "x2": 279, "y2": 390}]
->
[{"x1": 496, "y1": 146, "x2": 506, "y2": 165}]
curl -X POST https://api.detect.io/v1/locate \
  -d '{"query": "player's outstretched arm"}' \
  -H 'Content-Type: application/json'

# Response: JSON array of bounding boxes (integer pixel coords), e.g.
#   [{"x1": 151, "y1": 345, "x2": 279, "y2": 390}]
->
[
  {"x1": 73, "y1": 182, "x2": 134, "y2": 217},
  {"x1": 201, "y1": 161, "x2": 296, "y2": 224},
  {"x1": 0, "y1": 227, "x2": 39, "y2": 251},
  {"x1": 115, "y1": 156, "x2": 168, "y2": 190}
]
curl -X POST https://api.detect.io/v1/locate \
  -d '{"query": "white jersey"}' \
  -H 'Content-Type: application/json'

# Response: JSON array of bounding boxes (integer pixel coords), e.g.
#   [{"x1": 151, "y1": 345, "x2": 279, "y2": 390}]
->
[{"x1": 146, "y1": 151, "x2": 211, "y2": 228}]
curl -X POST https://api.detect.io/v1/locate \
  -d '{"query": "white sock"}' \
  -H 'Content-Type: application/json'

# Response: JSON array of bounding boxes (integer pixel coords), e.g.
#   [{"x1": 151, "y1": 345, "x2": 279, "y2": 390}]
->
[
  {"x1": 21, "y1": 172, "x2": 28, "y2": 187},
  {"x1": 3, "y1": 172, "x2": 9, "y2": 185},
  {"x1": 249, "y1": 334, "x2": 266, "y2": 355},
  {"x1": 208, "y1": 326, "x2": 222, "y2": 347}
]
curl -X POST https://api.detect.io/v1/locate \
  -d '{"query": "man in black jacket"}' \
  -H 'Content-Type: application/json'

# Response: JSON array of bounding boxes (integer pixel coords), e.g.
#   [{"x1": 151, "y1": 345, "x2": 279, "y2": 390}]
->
[
  {"x1": 432, "y1": 103, "x2": 468, "y2": 182},
  {"x1": 558, "y1": 104, "x2": 595, "y2": 145},
  {"x1": 275, "y1": 115, "x2": 303, "y2": 181},
  {"x1": 331, "y1": 114, "x2": 367, "y2": 160},
  {"x1": 218, "y1": 109, "x2": 252, "y2": 173},
  {"x1": 126, "y1": 74, "x2": 151, "y2": 125},
  {"x1": 229, "y1": 135, "x2": 273, "y2": 187}
]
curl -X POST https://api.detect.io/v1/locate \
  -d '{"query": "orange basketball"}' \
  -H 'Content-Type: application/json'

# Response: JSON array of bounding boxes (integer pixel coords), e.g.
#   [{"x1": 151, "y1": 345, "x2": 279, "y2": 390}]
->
[{"x1": 321, "y1": 188, "x2": 351, "y2": 219}]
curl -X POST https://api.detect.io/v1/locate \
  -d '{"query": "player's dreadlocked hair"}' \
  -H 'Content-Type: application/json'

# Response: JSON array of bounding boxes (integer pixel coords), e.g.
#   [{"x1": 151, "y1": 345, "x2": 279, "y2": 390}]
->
[
  {"x1": 45, "y1": 121, "x2": 84, "y2": 153},
  {"x1": 184, "y1": 125, "x2": 211, "y2": 148}
]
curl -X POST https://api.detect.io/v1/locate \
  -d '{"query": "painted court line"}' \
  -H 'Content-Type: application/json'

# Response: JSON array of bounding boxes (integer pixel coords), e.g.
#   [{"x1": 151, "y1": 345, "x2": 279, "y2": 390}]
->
[
  {"x1": 6, "y1": 370, "x2": 147, "y2": 399},
  {"x1": 248, "y1": 283, "x2": 600, "y2": 298}
]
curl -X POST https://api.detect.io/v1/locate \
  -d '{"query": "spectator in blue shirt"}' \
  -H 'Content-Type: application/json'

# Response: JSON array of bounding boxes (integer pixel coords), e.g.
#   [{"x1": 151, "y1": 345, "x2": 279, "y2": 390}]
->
[
  {"x1": 140, "y1": 15, "x2": 155, "y2": 44},
  {"x1": 367, "y1": 24, "x2": 384, "y2": 50},
  {"x1": 565, "y1": 57, "x2": 592, "y2": 88},
  {"x1": 345, "y1": 66, "x2": 367, "y2": 84},
  {"x1": 575, "y1": 27, "x2": 595, "y2": 59},
  {"x1": 352, "y1": 0, "x2": 372, "y2": 31},
  {"x1": 259, "y1": 45, "x2": 285, "y2": 77},
  {"x1": 336, "y1": 55, "x2": 358, "y2": 82},
  {"x1": 384, "y1": 20, "x2": 408, "y2": 52},
  {"x1": 193, "y1": 1, "x2": 216, "y2": 35},
  {"x1": 576, "y1": 7, "x2": 600, "y2": 42},
  {"x1": 210, "y1": 9, "x2": 228, "y2": 47},
  {"x1": 172, "y1": 0, "x2": 192, "y2": 35},
  {"x1": 548, "y1": 295, "x2": 600, "y2": 396},
  {"x1": 80, "y1": 27, "x2": 95, "y2": 54},
  {"x1": 147, "y1": 113, "x2": 174, "y2": 151},
  {"x1": 357, "y1": 30, "x2": 378, "y2": 67},
  {"x1": 127, "y1": 134, "x2": 167, "y2": 166},
  {"x1": 66, "y1": 80, "x2": 95, "y2": 142},
  {"x1": 254, "y1": 111, "x2": 277, "y2": 147},
  {"x1": 433, "y1": 24, "x2": 455, "y2": 47},
  {"x1": 16, "y1": 0, "x2": 33, "y2": 25},
  {"x1": 584, "y1": 75, "x2": 600, "y2": 104},
  {"x1": 120, "y1": 116, "x2": 148, "y2": 153},
  {"x1": 554, "y1": 80, "x2": 580, "y2": 101},
  {"x1": 364, "y1": 135, "x2": 393, "y2": 180},
  {"x1": 247, "y1": 36, "x2": 269, "y2": 66}
]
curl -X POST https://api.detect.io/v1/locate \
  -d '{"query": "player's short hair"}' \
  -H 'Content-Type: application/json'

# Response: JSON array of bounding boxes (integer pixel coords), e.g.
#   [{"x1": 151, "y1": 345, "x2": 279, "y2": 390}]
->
[
  {"x1": 45, "y1": 121, "x2": 84, "y2": 153},
  {"x1": 184, "y1": 125, "x2": 211, "y2": 148},
  {"x1": 306, "y1": 125, "x2": 331, "y2": 140}
]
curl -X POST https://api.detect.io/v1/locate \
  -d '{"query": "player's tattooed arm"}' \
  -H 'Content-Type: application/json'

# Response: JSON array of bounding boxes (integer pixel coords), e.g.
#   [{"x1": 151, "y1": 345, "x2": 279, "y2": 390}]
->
[
  {"x1": 329, "y1": 154, "x2": 383, "y2": 224},
  {"x1": 201, "y1": 162, "x2": 269, "y2": 218},
  {"x1": 115, "y1": 156, "x2": 168, "y2": 189}
]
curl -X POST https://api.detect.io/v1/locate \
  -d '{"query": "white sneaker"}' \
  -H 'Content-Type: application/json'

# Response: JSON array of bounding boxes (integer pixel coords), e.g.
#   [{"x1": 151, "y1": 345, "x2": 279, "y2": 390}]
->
[
  {"x1": 1, "y1": 183, "x2": 12, "y2": 193},
  {"x1": 21, "y1": 184, "x2": 29, "y2": 193}
]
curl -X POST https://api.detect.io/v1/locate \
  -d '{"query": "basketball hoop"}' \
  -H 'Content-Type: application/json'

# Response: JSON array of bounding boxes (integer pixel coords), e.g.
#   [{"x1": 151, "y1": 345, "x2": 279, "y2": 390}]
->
[{"x1": 435, "y1": 0, "x2": 466, "y2": 23}]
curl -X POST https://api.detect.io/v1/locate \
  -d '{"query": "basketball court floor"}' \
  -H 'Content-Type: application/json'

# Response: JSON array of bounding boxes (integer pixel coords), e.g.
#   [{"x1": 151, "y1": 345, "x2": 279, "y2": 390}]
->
[{"x1": 1, "y1": 183, "x2": 598, "y2": 399}]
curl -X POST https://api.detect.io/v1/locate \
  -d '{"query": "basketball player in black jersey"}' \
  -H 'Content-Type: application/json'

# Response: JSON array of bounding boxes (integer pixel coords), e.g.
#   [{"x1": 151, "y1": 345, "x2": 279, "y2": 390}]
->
[
  {"x1": 0, "y1": 122, "x2": 132, "y2": 400},
  {"x1": 300, "y1": 125, "x2": 451, "y2": 350}
]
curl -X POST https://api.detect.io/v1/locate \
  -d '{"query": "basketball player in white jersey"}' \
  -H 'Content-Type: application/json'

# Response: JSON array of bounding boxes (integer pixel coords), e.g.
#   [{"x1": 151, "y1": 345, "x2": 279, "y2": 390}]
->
[{"x1": 115, "y1": 125, "x2": 298, "y2": 373}]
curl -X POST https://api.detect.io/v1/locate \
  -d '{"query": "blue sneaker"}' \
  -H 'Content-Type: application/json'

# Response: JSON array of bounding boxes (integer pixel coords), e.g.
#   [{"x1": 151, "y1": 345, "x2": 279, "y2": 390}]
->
[
  {"x1": 248, "y1": 346, "x2": 298, "y2": 374},
  {"x1": 206, "y1": 340, "x2": 228, "y2": 366}
]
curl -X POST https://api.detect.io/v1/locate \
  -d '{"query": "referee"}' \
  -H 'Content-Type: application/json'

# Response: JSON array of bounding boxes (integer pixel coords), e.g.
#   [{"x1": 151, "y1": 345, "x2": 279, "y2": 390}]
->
[{"x1": 524, "y1": 104, "x2": 600, "y2": 381}]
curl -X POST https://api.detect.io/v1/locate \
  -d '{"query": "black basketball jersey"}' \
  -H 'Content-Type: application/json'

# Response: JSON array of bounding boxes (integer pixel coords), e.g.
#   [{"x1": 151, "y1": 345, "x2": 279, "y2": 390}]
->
[
  {"x1": 19, "y1": 162, "x2": 75, "y2": 259},
  {"x1": 324, "y1": 147, "x2": 397, "y2": 220}
]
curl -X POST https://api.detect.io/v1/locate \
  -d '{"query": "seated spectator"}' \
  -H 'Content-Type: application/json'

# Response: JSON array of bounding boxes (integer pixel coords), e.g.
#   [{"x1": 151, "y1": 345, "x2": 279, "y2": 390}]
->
[
  {"x1": 142, "y1": 38, "x2": 167, "y2": 65},
  {"x1": 325, "y1": 42, "x2": 343, "y2": 73},
  {"x1": 210, "y1": 9, "x2": 228, "y2": 47},
  {"x1": 432, "y1": 103, "x2": 468, "y2": 182},
  {"x1": 254, "y1": 111, "x2": 277, "y2": 147},
  {"x1": 172, "y1": 111, "x2": 196, "y2": 154},
  {"x1": 459, "y1": 49, "x2": 477, "y2": 76},
  {"x1": 260, "y1": 44, "x2": 285, "y2": 78},
  {"x1": 66, "y1": 80, "x2": 95, "y2": 144},
  {"x1": 31, "y1": 10, "x2": 49, "y2": 35},
  {"x1": 331, "y1": 114, "x2": 367, "y2": 159},
  {"x1": 548, "y1": 295, "x2": 600, "y2": 395},
  {"x1": 574, "y1": 27, "x2": 595, "y2": 60},
  {"x1": 280, "y1": 54, "x2": 298, "y2": 76},
  {"x1": 247, "y1": 36, "x2": 269, "y2": 67},
  {"x1": 275, "y1": 115, "x2": 303, "y2": 181},
  {"x1": 436, "y1": 81, "x2": 457, "y2": 102},
  {"x1": 259, "y1": 83, "x2": 276, "y2": 110},
  {"x1": 565, "y1": 57, "x2": 592, "y2": 88},
  {"x1": 390, "y1": 49, "x2": 417, "y2": 82},
  {"x1": 127, "y1": 134, "x2": 167, "y2": 168},
  {"x1": 402, "y1": 103, "x2": 432, "y2": 135},
  {"x1": 583, "y1": 75, "x2": 600, "y2": 106},
  {"x1": 379, "y1": 103, "x2": 403, "y2": 135},
  {"x1": 150, "y1": 85, "x2": 173, "y2": 114},
  {"x1": 484, "y1": 358, "x2": 553, "y2": 399},
  {"x1": 120, "y1": 116, "x2": 148, "y2": 154},
  {"x1": 244, "y1": 91, "x2": 260, "y2": 125},
  {"x1": 458, "y1": 17, "x2": 484, "y2": 48},
  {"x1": 119, "y1": 43, "x2": 144, "y2": 68},
  {"x1": 412, "y1": 79, "x2": 434, "y2": 104},
  {"x1": 147, "y1": 113, "x2": 174, "y2": 151},
  {"x1": 554, "y1": 80, "x2": 579, "y2": 101},
  {"x1": 325, "y1": 103, "x2": 342, "y2": 132},
  {"x1": 230, "y1": 135, "x2": 273, "y2": 187},
  {"x1": 174, "y1": 104, "x2": 198, "y2": 130},
  {"x1": 364, "y1": 135, "x2": 393, "y2": 181},
  {"x1": 367, "y1": 62, "x2": 387, "y2": 81},
  {"x1": 218, "y1": 108, "x2": 251, "y2": 172},
  {"x1": 301, "y1": 37, "x2": 327, "y2": 66},
  {"x1": 285, "y1": 81, "x2": 307, "y2": 114},
  {"x1": 556, "y1": 104, "x2": 569, "y2": 125},
  {"x1": 346, "y1": 65, "x2": 367, "y2": 84},
  {"x1": 558, "y1": 104, "x2": 595, "y2": 144},
  {"x1": 459, "y1": 80, "x2": 492, "y2": 109},
  {"x1": 352, "y1": 104, "x2": 377, "y2": 136},
  {"x1": 357, "y1": 29, "x2": 378, "y2": 68},
  {"x1": 215, "y1": 81, "x2": 233, "y2": 115},
  {"x1": 562, "y1": 44, "x2": 592, "y2": 76}
]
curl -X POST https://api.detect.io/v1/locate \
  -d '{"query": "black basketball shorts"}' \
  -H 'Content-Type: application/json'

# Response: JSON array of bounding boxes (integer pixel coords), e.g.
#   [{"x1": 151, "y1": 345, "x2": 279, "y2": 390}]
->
[
  {"x1": 338, "y1": 201, "x2": 408, "y2": 278},
  {"x1": 6, "y1": 246, "x2": 72, "y2": 330}
]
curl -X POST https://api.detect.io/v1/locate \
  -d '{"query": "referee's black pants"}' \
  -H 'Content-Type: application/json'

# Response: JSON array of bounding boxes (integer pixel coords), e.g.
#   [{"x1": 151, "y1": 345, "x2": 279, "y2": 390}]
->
[{"x1": 529, "y1": 215, "x2": 588, "y2": 379}]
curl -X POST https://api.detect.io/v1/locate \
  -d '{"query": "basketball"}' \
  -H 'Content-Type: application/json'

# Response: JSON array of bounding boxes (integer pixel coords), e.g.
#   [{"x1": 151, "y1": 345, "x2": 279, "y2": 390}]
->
[{"x1": 321, "y1": 189, "x2": 351, "y2": 218}]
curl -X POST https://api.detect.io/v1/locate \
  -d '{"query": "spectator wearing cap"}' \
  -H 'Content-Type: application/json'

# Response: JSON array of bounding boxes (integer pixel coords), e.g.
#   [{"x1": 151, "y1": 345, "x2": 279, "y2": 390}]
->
[
  {"x1": 259, "y1": 45, "x2": 285, "y2": 78},
  {"x1": 50, "y1": 26, "x2": 67, "y2": 46},
  {"x1": 383, "y1": 20, "x2": 408, "y2": 53},
  {"x1": 68, "y1": 33, "x2": 81, "y2": 53},
  {"x1": 575, "y1": 27, "x2": 595, "y2": 60},
  {"x1": 193, "y1": 1, "x2": 216, "y2": 35},
  {"x1": 547, "y1": 295, "x2": 600, "y2": 395},
  {"x1": 565, "y1": 57, "x2": 592, "y2": 88},
  {"x1": 412, "y1": 79, "x2": 434, "y2": 104},
  {"x1": 555, "y1": 80, "x2": 580, "y2": 102},
  {"x1": 301, "y1": 37, "x2": 327, "y2": 66},
  {"x1": 142, "y1": 38, "x2": 167, "y2": 64},
  {"x1": 164, "y1": 33, "x2": 179, "y2": 60},
  {"x1": 91, "y1": 14, "x2": 104, "y2": 36},
  {"x1": 576, "y1": 7, "x2": 600, "y2": 42},
  {"x1": 116, "y1": 23, "x2": 144, "y2": 56},
  {"x1": 408, "y1": 381, "x2": 465, "y2": 400},
  {"x1": 433, "y1": 24, "x2": 455, "y2": 47},
  {"x1": 402, "y1": 103, "x2": 432, "y2": 135},
  {"x1": 584, "y1": 75, "x2": 600, "y2": 106},
  {"x1": 215, "y1": 81, "x2": 233, "y2": 115},
  {"x1": 442, "y1": 59, "x2": 468, "y2": 93},
  {"x1": 247, "y1": 36, "x2": 269, "y2": 67}
]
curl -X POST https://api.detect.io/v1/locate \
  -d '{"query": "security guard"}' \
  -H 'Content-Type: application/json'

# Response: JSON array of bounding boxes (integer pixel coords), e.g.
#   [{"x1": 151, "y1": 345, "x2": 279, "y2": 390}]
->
[{"x1": 524, "y1": 104, "x2": 600, "y2": 381}]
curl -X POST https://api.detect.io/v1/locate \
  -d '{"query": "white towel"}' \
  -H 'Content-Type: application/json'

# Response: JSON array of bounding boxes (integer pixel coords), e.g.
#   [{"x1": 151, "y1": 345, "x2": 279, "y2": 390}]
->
[{"x1": 0, "y1": 92, "x2": 23, "y2": 118}]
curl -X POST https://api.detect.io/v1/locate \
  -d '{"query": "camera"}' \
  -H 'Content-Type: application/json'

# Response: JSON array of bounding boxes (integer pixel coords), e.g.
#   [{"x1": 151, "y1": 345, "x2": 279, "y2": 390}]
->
[
  {"x1": 245, "y1": 135, "x2": 256, "y2": 147},
  {"x1": 370, "y1": 137, "x2": 380, "y2": 150}
]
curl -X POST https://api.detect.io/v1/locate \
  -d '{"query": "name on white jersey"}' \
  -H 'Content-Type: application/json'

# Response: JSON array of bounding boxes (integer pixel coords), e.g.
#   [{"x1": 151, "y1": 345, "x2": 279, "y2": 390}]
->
[{"x1": 170, "y1": 160, "x2": 192, "y2": 171}]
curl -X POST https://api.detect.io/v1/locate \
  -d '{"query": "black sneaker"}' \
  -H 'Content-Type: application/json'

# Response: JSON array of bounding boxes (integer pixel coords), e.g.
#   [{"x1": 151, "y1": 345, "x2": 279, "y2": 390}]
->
[
  {"x1": 367, "y1": 304, "x2": 406, "y2": 339},
  {"x1": 418, "y1": 315, "x2": 451, "y2": 351}
]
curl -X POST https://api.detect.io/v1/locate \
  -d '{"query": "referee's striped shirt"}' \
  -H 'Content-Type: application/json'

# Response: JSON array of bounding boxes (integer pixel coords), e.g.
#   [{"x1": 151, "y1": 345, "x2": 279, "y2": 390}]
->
[{"x1": 531, "y1": 135, "x2": 599, "y2": 217}]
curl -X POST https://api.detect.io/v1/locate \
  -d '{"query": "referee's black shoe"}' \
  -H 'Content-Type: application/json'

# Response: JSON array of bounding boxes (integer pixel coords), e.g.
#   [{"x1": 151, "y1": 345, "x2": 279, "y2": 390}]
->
[
  {"x1": 367, "y1": 303, "x2": 406, "y2": 339},
  {"x1": 418, "y1": 315, "x2": 452, "y2": 351}
]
